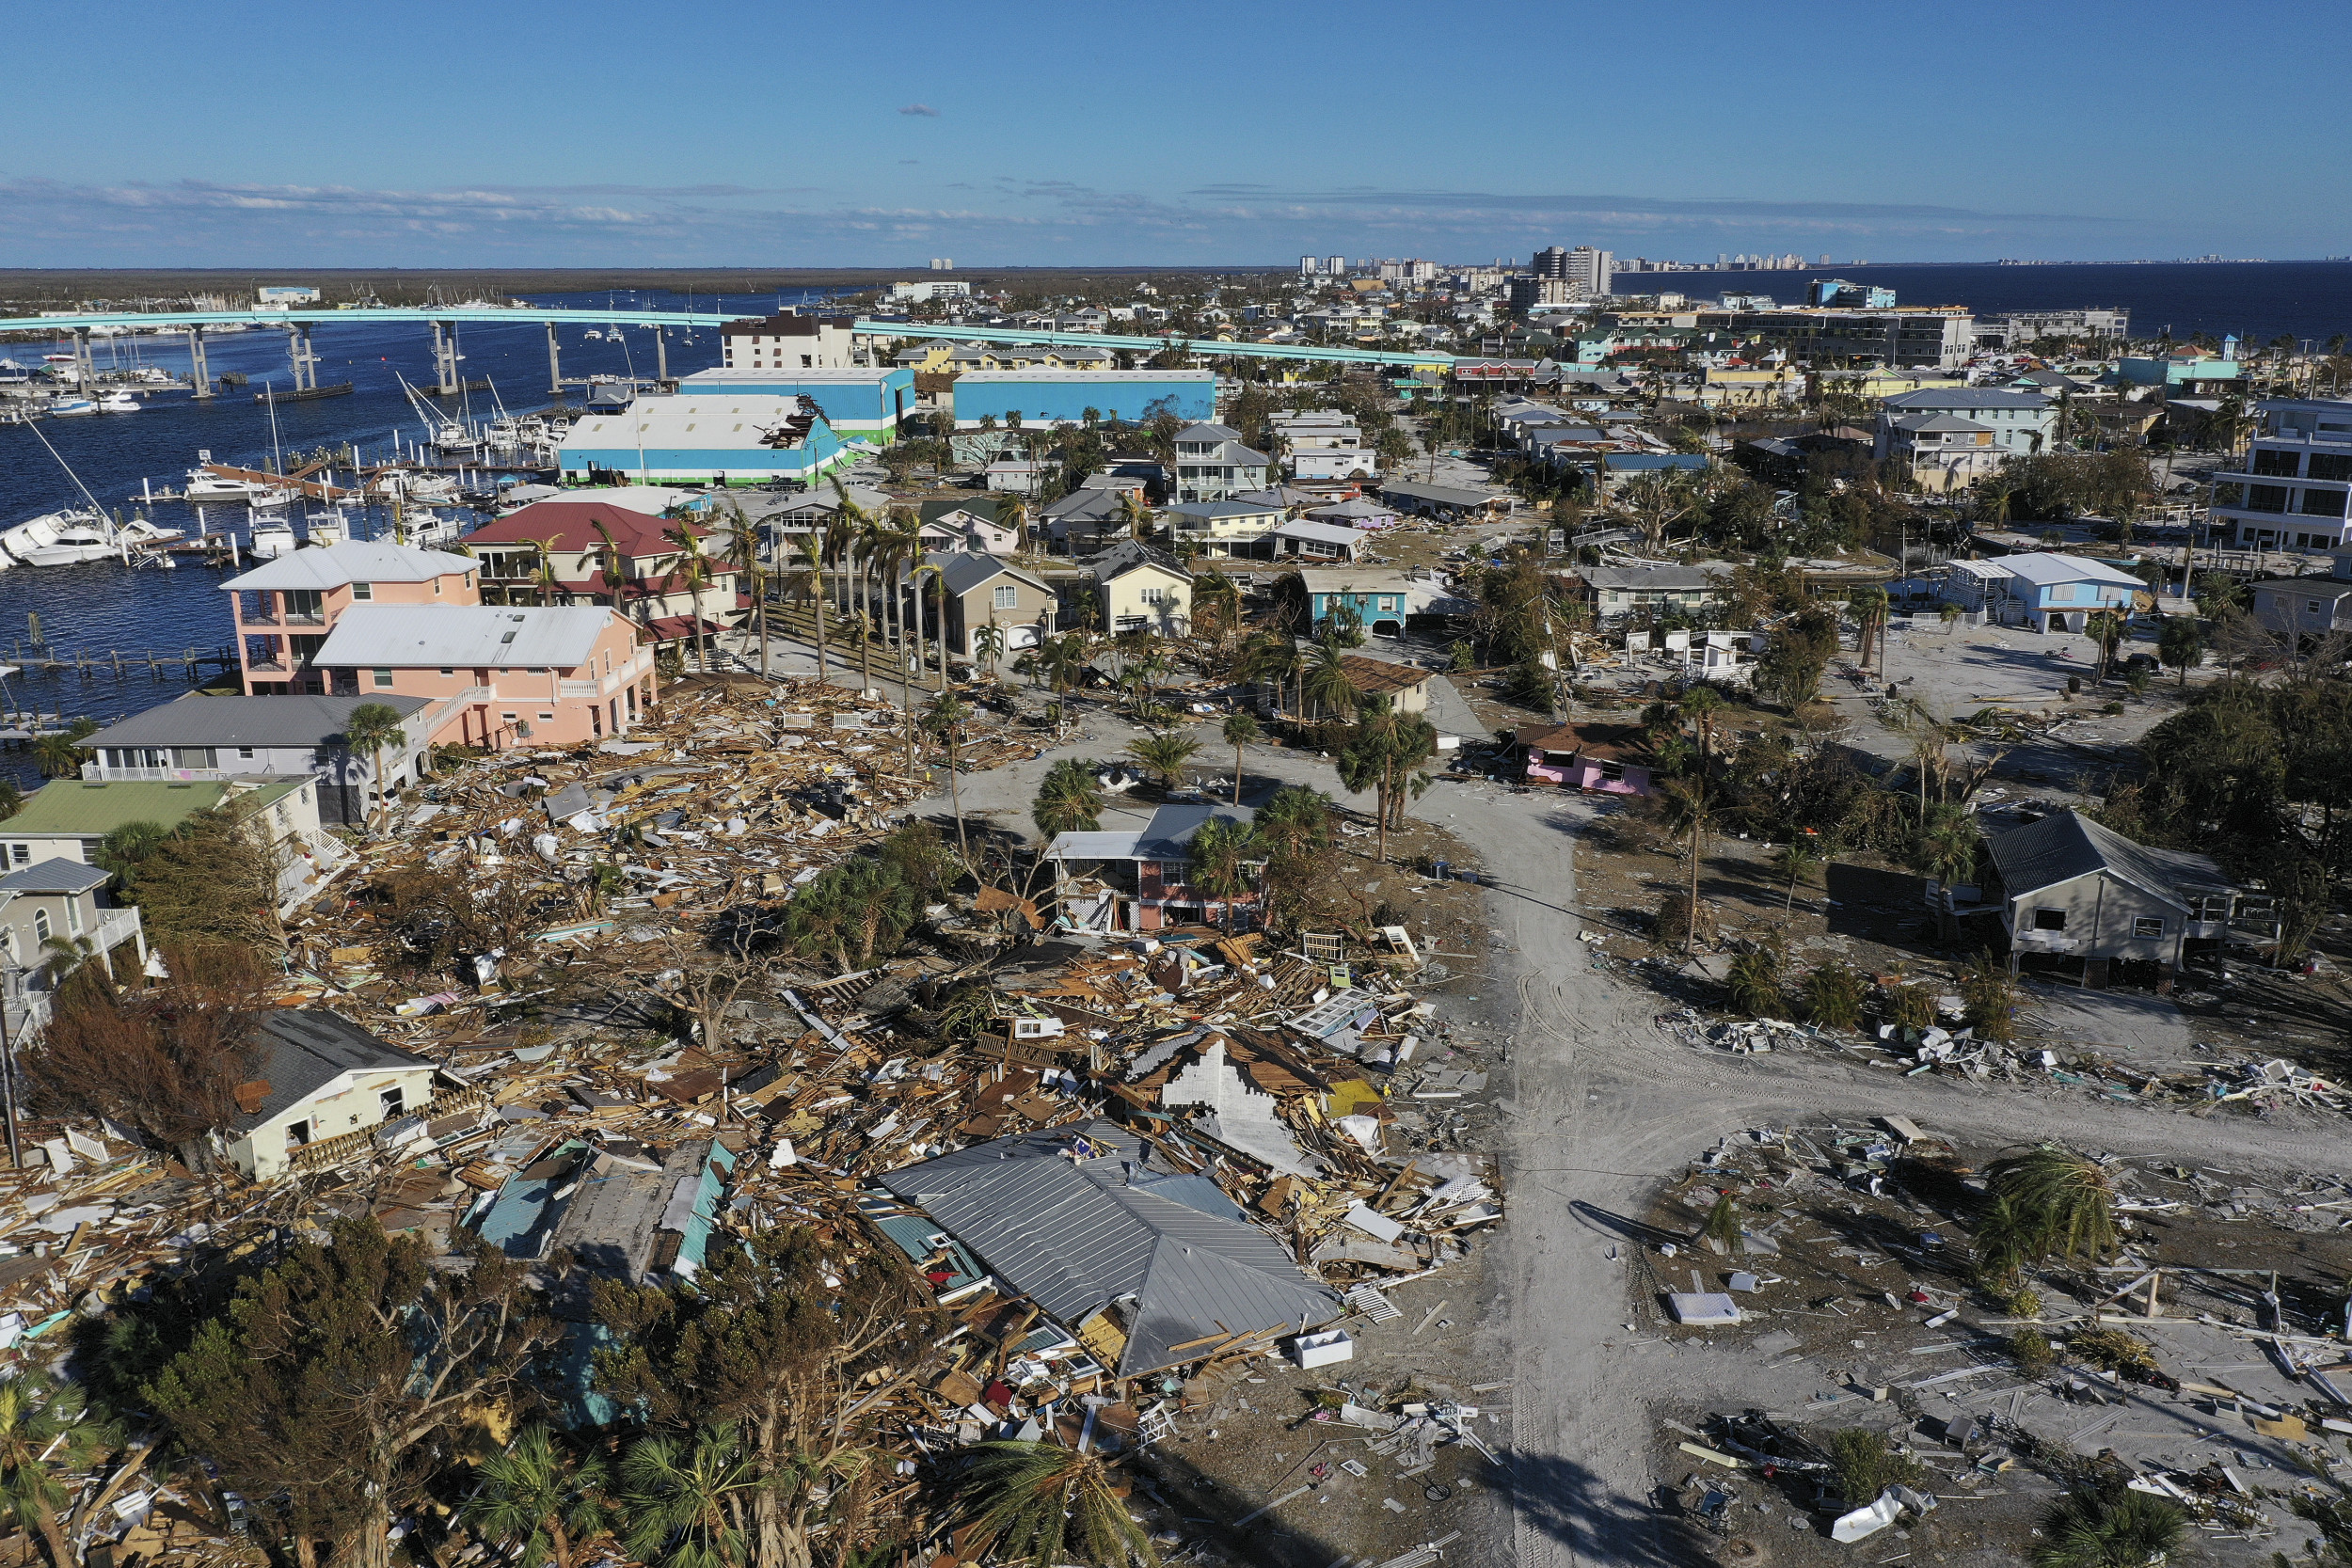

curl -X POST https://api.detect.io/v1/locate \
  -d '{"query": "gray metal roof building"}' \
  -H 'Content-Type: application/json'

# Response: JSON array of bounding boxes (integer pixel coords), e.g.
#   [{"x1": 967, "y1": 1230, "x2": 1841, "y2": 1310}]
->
[
  {"x1": 87, "y1": 693, "x2": 430, "y2": 752},
  {"x1": 877, "y1": 1118, "x2": 1337, "y2": 1374},
  {"x1": 238, "y1": 1010, "x2": 435, "y2": 1132},
  {"x1": 310, "y1": 605, "x2": 615, "y2": 668},
  {"x1": 1986, "y1": 810, "x2": 2230, "y2": 906}
]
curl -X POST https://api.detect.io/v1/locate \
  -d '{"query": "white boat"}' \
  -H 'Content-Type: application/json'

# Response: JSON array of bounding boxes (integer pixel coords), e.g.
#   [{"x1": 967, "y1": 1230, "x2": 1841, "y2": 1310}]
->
[
  {"x1": 47, "y1": 397, "x2": 95, "y2": 416},
  {"x1": 302, "y1": 510, "x2": 352, "y2": 548},
  {"x1": 20, "y1": 521, "x2": 123, "y2": 565},
  {"x1": 0, "y1": 510, "x2": 90, "y2": 562},
  {"x1": 583, "y1": 329, "x2": 604, "y2": 341},
  {"x1": 249, "y1": 517, "x2": 297, "y2": 559},
  {"x1": 94, "y1": 390, "x2": 141, "y2": 413},
  {"x1": 184, "y1": 470, "x2": 267, "y2": 500}
]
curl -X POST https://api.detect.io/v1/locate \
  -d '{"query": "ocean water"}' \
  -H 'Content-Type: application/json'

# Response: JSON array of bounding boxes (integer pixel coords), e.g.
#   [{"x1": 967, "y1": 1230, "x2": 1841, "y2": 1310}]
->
[{"x1": 1645, "y1": 260, "x2": 2352, "y2": 345}]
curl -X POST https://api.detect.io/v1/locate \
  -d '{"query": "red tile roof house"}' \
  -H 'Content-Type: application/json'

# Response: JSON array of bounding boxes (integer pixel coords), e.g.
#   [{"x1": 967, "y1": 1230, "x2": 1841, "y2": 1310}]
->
[
  {"x1": 464, "y1": 499, "x2": 745, "y2": 651},
  {"x1": 223, "y1": 541, "x2": 658, "y2": 753},
  {"x1": 1517, "y1": 721, "x2": 1658, "y2": 796}
]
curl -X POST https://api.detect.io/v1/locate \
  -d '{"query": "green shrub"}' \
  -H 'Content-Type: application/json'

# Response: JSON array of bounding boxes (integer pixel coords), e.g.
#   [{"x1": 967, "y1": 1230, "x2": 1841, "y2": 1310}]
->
[{"x1": 1828, "y1": 1428, "x2": 1922, "y2": 1506}]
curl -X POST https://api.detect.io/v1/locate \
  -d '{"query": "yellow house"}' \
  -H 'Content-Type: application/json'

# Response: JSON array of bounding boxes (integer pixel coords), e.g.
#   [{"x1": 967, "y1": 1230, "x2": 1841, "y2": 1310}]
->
[
  {"x1": 1701, "y1": 367, "x2": 1806, "y2": 408},
  {"x1": 1822, "y1": 368, "x2": 1969, "y2": 401}
]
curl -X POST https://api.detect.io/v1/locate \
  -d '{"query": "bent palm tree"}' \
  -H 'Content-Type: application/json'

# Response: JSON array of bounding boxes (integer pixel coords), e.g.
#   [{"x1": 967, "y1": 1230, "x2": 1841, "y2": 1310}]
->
[
  {"x1": 953, "y1": 1440, "x2": 1154, "y2": 1568},
  {"x1": 662, "y1": 521, "x2": 717, "y2": 673},
  {"x1": 1986, "y1": 1145, "x2": 2119, "y2": 1263}
]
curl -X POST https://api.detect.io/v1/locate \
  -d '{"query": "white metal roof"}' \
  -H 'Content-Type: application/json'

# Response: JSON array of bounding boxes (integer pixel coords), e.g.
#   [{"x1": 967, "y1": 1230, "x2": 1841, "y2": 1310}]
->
[
  {"x1": 1991, "y1": 552, "x2": 2148, "y2": 589},
  {"x1": 309, "y1": 606, "x2": 620, "y2": 669},
  {"x1": 221, "y1": 541, "x2": 475, "y2": 592}
]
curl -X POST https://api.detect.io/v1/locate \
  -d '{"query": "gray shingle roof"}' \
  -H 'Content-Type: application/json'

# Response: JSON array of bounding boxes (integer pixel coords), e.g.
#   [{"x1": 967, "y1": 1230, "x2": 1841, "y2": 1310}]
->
[
  {"x1": 87, "y1": 694, "x2": 430, "y2": 752},
  {"x1": 1883, "y1": 388, "x2": 2051, "y2": 411},
  {"x1": 239, "y1": 1010, "x2": 434, "y2": 1132},
  {"x1": 1985, "y1": 810, "x2": 2231, "y2": 907},
  {"x1": 927, "y1": 552, "x2": 1050, "y2": 597},
  {"x1": 878, "y1": 1119, "x2": 1336, "y2": 1373}
]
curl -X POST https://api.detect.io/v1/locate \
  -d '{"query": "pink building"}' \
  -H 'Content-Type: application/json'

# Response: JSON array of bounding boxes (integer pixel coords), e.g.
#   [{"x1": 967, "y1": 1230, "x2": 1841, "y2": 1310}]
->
[
  {"x1": 1518, "y1": 721, "x2": 1658, "y2": 797},
  {"x1": 224, "y1": 542, "x2": 658, "y2": 752}
]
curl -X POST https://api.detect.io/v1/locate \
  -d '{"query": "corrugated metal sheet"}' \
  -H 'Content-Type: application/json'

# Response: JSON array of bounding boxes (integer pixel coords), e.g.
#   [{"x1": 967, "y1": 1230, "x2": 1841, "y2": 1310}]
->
[{"x1": 879, "y1": 1119, "x2": 1337, "y2": 1374}]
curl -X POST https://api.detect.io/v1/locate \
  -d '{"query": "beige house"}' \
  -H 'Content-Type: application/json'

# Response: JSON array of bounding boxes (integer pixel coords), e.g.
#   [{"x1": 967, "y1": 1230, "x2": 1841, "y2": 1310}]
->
[
  {"x1": 914, "y1": 553, "x2": 1058, "y2": 657},
  {"x1": 1985, "y1": 810, "x2": 2236, "y2": 983},
  {"x1": 1088, "y1": 541, "x2": 1192, "y2": 635},
  {"x1": 221, "y1": 1010, "x2": 440, "y2": 1178}
]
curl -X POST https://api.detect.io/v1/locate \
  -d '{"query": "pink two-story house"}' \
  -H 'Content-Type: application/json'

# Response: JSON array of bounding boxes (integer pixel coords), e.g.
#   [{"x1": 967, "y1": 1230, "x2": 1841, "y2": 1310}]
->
[{"x1": 224, "y1": 542, "x2": 658, "y2": 752}]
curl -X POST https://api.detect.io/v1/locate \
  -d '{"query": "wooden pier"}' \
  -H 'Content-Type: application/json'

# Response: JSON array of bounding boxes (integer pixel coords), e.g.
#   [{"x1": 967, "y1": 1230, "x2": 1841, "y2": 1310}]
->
[
  {"x1": 197, "y1": 462, "x2": 358, "y2": 502},
  {"x1": 5, "y1": 643, "x2": 241, "y2": 684}
]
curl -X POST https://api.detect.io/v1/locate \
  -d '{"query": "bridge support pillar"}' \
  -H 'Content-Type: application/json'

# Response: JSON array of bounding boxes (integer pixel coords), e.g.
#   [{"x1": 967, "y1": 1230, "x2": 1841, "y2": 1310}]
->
[
  {"x1": 655, "y1": 327, "x2": 668, "y2": 386},
  {"x1": 547, "y1": 322, "x2": 562, "y2": 394},
  {"x1": 72, "y1": 327, "x2": 94, "y2": 388},
  {"x1": 186, "y1": 325, "x2": 213, "y2": 397},
  {"x1": 290, "y1": 325, "x2": 319, "y2": 392},
  {"x1": 430, "y1": 320, "x2": 458, "y2": 395}
]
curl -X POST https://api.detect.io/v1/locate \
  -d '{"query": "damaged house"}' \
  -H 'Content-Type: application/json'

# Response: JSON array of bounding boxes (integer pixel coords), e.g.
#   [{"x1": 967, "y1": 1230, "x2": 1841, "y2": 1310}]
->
[
  {"x1": 1985, "y1": 809, "x2": 2239, "y2": 983},
  {"x1": 1044, "y1": 802, "x2": 1262, "y2": 932},
  {"x1": 876, "y1": 1119, "x2": 1339, "y2": 1377}
]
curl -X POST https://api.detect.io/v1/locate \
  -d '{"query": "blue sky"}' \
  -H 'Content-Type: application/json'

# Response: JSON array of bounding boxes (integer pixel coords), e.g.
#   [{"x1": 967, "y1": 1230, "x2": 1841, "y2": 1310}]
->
[{"x1": 7, "y1": 0, "x2": 2347, "y2": 268}]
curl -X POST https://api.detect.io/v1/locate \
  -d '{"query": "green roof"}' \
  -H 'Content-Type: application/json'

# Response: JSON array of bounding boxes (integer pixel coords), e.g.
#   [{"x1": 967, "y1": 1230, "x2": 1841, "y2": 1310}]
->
[{"x1": 5, "y1": 780, "x2": 232, "y2": 837}]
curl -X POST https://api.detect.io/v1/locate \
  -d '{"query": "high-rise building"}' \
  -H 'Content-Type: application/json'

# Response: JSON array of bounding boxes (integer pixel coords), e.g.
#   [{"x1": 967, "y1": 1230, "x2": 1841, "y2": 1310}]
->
[
  {"x1": 1532, "y1": 246, "x2": 1570, "y2": 279},
  {"x1": 1565, "y1": 246, "x2": 1613, "y2": 296},
  {"x1": 1327, "y1": 256, "x2": 1347, "y2": 277},
  {"x1": 1299, "y1": 256, "x2": 1321, "y2": 277}
]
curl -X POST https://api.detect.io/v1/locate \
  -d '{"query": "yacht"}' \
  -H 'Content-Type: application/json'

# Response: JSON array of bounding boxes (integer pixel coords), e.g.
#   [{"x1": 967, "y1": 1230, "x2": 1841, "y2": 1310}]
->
[
  {"x1": 248, "y1": 515, "x2": 298, "y2": 559},
  {"x1": 184, "y1": 470, "x2": 268, "y2": 500},
  {"x1": 19, "y1": 519, "x2": 121, "y2": 565},
  {"x1": 0, "y1": 509, "x2": 89, "y2": 562},
  {"x1": 46, "y1": 396, "x2": 95, "y2": 417},
  {"x1": 16, "y1": 515, "x2": 181, "y2": 566},
  {"x1": 302, "y1": 510, "x2": 352, "y2": 548},
  {"x1": 582, "y1": 329, "x2": 604, "y2": 341},
  {"x1": 94, "y1": 390, "x2": 141, "y2": 413}
]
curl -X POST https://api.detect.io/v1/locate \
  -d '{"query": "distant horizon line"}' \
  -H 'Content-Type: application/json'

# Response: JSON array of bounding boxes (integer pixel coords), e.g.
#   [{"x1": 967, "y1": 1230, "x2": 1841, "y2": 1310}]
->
[{"x1": 5, "y1": 256, "x2": 2352, "y2": 277}]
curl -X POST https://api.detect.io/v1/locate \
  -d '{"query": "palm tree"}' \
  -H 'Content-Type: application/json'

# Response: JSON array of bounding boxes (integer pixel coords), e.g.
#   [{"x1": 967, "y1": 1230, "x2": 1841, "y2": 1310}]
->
[
  {"x1": 723, "y1": 503, "x2": 771, "y2": 678},
  {"x1": 1848, "y1": 584, "x2": 1888, "y2": 676},
  {"x1": 1040, "y1": 632, "x2": 1090, "y2": 736},
  {"x1": 619, "y1": 1426, "x2": 759, "y2": 1568},
  {"x1": 0, "y1": 1373, "x2": 92, "y2": 1568},
  {"x1": 663, "y1": 521, "x2": 718, "y2": 673},
  {"x1": 1300, "y1": 641, "x2": 1357, "y2": 721},
  {"x1": 518, "y1": 535, "x2": 566, "y2": 607},
  {"x1": 1032, "y1": 757, "x2": 1106, "y2": 839},
  {"x1": 1220, "y1": 711, "x2": 1260, "y2": 805},
  {"x1": 464, "y1": 1424, "x2": 612, "y2": 1568},
  {"x1": 972, "y1": 620, "x2": 1009, "y2": 683},
  {"x1": 589, "y1": 518, "x2": 628, "y2": 610},
  {"x1": 1776, "y1": 839, "x2": 1822, "y2": 912},
  {"x1": 29, "y1": 731, "x2": 82, "y2": 780},
  {"x1": 1658, "y1": 776, "x2": 1713, "y2": 954},
  {"x1": 1184, "y1": 816, "x2": 1261, "y2": 932},
  {"x1": 2153, "y1": 612, "x2": 2203, "y2": 689},
  {"x1": 2030, "y1": 1489, "x2": 2183, "y2": 1568},
  {"x1": 1986, "y1": 1145, "x2": 2119, "y2": 1263},
  {"x1": 995, "y1": 493, "x2": 1031, "y2": 558},
  {"x1": 1969, "y1": 1194, "x2": 2042, "y2": 1288},
  {"x1": 2083, "y1": 608, "x2": 2127, "y2": 682},
  {"x1": 1127, "y1": 730, "x2": 1200, "y2": 792},
  {"x1": 926, "y1": 690, "x2": 975, "y2": 867},
  {"x1": 1117, "y1": 490, "x2": 1152, "y2": 543},
  {"x1": 342, "y1": 702, "x2": 408, "y2": 830},
  {"x1": 952, "y1": 1440, "x2": 1154, "y2": 1568},
  {"x1": 1677, "y1": 684, "x2": 1725, "y2": 769},
  {"x1": 790, "y1": 531, "x2": 830, "y2": 684}
]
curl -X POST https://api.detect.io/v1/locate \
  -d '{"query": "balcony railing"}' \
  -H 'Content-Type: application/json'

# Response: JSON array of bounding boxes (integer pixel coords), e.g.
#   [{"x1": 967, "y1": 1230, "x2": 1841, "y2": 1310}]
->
[
  {"x1": 95, "y1": 908, "x2": 141, "y2": 956},
  {"x1": 81, "y1": 764, "x2": 230, "y2": 783}
]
